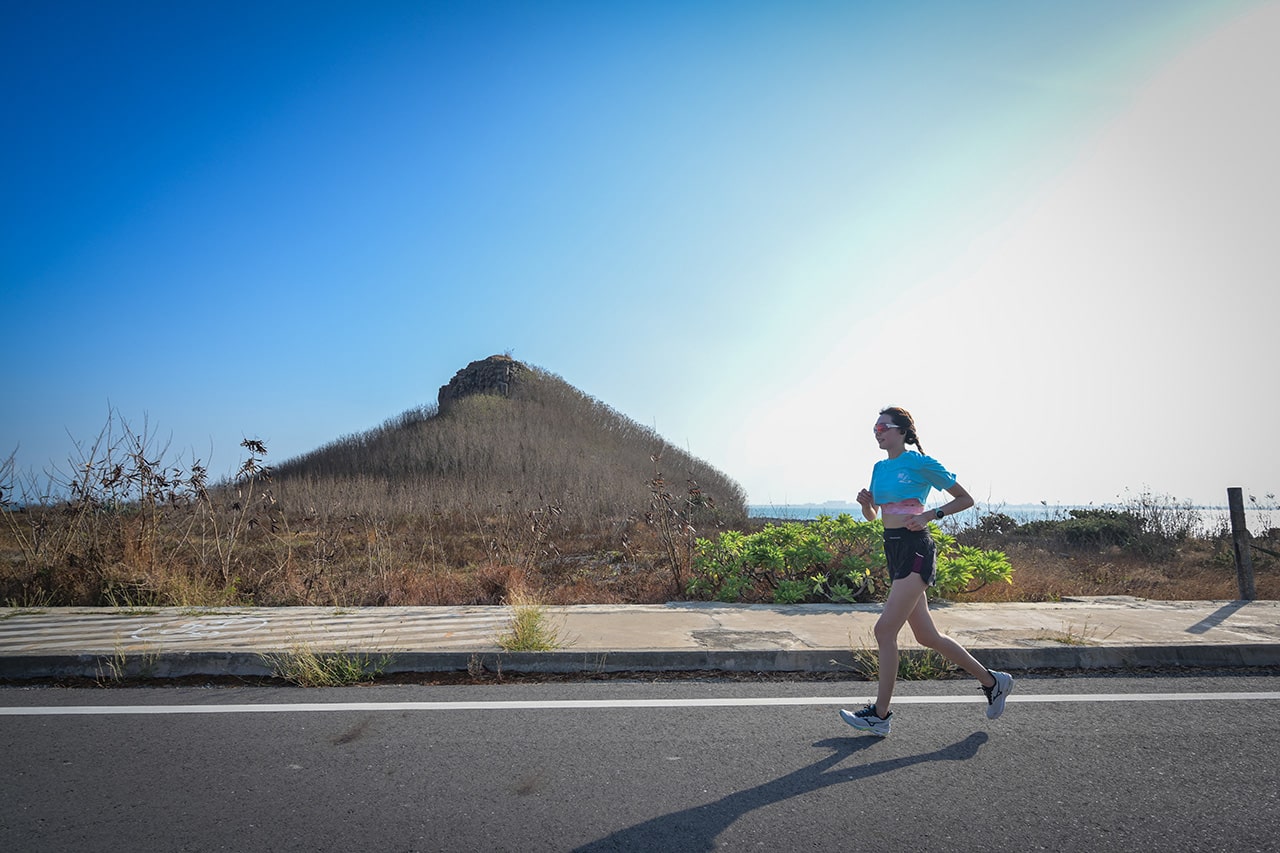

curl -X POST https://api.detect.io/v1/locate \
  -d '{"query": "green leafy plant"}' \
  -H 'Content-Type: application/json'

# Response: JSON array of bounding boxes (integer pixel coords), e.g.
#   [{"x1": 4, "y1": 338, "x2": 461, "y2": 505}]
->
[
  {"x1": 688, "y1": 514, "x2": 883, "y2": 604},
  {"x1": 689, "y1": 515, "x2": 1010, "y2": 603},
  {"x1": 772, "y1": 579, "x2": 810, "y2": 604},
  {"x1": 932, "y1": 528, "x2": 1014, "y2": 597}
]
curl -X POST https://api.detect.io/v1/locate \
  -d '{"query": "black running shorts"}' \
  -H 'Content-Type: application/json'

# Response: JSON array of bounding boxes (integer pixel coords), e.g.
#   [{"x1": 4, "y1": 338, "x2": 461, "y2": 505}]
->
[{"x1": 883, "y1": 528, "x2": 937, "y2": 586}]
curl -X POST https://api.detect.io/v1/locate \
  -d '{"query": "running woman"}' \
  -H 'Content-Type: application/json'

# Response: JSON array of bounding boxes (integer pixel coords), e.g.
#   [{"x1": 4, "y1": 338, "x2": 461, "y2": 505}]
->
[{"x1": 840, "y1": 406, "x2": 1013, "y2": 736}]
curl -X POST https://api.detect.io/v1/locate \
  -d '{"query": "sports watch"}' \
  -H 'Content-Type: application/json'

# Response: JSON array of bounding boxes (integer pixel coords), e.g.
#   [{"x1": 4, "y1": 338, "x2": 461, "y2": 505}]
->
[{"x1": 934, "y1": 508, "x2": 945, "y2": 520}]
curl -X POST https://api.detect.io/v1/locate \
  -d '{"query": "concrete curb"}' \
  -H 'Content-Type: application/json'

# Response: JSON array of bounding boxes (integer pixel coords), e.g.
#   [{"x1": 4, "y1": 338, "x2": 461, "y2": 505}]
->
[{"x1": 3, "y1": 644, "x2": 1277, "y2": 682}]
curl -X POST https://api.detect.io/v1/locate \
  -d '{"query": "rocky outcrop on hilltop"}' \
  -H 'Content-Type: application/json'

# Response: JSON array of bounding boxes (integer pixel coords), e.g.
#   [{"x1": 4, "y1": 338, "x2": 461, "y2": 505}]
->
[{"x1": 436, "y1": 354, "x2": 525, "y2": 413}]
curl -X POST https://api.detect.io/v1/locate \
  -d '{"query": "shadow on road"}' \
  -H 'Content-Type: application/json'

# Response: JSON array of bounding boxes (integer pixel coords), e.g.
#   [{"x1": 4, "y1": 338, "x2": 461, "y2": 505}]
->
[{"x1": 572, "y1": 731, "x2": 989, "y2": 852}]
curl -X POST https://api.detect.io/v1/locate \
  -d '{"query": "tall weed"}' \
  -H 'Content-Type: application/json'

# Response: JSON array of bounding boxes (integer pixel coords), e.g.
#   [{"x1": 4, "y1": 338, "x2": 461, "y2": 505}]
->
[
  {"x1": 497, "y1": 588, "x2": 574, "y2": 651},
  {"x1": 0, "y1": 410, "x2": 279, "y2": 606}
]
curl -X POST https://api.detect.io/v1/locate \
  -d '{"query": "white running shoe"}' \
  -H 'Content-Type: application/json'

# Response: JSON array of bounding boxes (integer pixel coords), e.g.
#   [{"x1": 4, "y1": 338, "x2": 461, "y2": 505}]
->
[
  {"x1": 840, "y1": 704, "x2": 892, "y2": 737},
  {"x1": 983, "y1": 670, "x2": 1014, "y2": 719}
]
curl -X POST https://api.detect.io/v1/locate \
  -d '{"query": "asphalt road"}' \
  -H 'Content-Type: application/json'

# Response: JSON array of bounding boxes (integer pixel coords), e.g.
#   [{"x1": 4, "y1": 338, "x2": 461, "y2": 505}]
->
[{"x1": 3, "y1": 672, "x2": 1278, "y2": 852}]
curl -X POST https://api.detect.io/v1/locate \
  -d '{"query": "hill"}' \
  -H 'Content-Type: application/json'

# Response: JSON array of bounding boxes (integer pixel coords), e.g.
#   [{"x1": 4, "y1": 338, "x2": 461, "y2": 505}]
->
[{"x1": 270, "y1": 355, "x2": 748, "y2": 526}]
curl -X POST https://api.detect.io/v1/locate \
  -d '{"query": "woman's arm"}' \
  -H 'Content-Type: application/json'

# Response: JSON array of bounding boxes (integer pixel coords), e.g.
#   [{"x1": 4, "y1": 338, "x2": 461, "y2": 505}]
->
[
  {"x1": 904, "y1": 482, "x2": 974, "y2": 531},
  {"x1": 856, "y1": 488, "x2": 878, "y2": 521},
  {"x1": 939, "y1": 482, "x2": 974, "y2": 516}
]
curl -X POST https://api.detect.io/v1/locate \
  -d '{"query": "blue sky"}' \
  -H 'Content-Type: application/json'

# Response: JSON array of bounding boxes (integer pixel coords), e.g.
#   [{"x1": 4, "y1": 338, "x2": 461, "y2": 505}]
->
[{"x1": 4, "y1": 0, "x2": 1277, "y2": 509}]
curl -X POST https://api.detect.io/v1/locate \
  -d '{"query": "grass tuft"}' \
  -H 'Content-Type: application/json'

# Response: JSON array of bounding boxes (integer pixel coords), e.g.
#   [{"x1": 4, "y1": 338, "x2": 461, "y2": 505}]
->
[
  {"x1": 1035, "y1": 619, "x2": 1118, "y2": 646},
  {"x1": 845, "y1": 633, "x2": 956, "y2": 681},
  {"x1": 496, "y1": 588, "x2": 575, "y2": 651},
  {"x1": 265, "y1": 643, "x2": 391, "y2": 687}
]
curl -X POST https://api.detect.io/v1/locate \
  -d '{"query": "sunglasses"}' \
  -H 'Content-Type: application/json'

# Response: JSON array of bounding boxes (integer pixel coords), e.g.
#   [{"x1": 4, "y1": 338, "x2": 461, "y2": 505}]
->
[{"x1": 873, "y1": 423, "x2": 900, "y2": 434}]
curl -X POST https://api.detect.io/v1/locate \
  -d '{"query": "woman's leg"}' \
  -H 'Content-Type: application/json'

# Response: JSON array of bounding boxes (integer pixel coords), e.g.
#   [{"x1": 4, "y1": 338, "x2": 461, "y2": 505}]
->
[
  {"x1": 872, "y1": 574, "x2": 928, "y2": 717},
  {"x1": 906, "y1": 595, "x2": 995, "y2": 686}
]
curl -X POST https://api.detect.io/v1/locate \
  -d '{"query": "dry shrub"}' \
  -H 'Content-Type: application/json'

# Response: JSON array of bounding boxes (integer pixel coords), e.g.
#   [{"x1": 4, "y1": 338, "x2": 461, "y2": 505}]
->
[
  {"x1": 541, "y1": 578, "x2": 624, "y2": 605},
  {"x1": 956, "y1": 539, "x2": 1276, "y2": 602},
  {"x1": 383, "y1": 566, "x2": 472, "y2": 606}
]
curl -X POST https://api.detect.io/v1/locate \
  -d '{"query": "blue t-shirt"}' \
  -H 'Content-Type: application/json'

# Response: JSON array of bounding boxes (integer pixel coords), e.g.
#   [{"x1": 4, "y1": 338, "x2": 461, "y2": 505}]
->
[{"x1": 870, "y1": 451, "x2": 957, "y2": 505}]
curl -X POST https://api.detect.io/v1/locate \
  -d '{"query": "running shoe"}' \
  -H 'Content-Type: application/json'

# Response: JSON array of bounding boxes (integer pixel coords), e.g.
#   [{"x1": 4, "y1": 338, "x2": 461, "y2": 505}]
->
[
  {"x1": 983, "y1": 670, "x2": 1014, "y2": 719},
  {"x1": 839, "y1": 704, "x2": 892, "y2": 737}
]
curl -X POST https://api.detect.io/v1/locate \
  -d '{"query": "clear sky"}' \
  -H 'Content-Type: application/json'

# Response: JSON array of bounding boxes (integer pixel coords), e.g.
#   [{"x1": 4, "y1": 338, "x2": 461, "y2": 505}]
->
[{"x1": 4, "y1": 0, "x2": 1277, "y2": 509}]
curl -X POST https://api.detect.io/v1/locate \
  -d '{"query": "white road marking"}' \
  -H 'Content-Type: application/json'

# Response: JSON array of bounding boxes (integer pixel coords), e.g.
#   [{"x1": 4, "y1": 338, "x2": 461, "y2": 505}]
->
[{"x1": 1, "y1": 692, "x2": 1278, "y2": 716}]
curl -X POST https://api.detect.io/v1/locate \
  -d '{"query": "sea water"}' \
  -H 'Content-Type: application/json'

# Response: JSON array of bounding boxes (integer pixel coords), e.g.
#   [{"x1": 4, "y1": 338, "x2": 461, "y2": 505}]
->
[{"x1": 747, "y1": 502, "x2": 1277, "y2": 534}]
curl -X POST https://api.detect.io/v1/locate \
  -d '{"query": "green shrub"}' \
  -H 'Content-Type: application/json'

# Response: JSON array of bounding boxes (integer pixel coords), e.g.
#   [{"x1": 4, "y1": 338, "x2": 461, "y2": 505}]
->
[
  {"x1": 688, "y1": 514, "x2": 877, "y2": 603},
  {"x1": 1008, "y1": 500, "x2": 1193, "y2": 558},
  {"x1": 688, "y1": 515, "x2": 1011, "y2": 603},
  {"x1": 772, "y1": 579, "x2": 811, "y2": 604},
  {"x1": 1118, "y1": 488, "x2": 1205, "y2": 558},
  {"x1": 974, "y1": 512, "x2": 1020, "y2": 536},
  {"x1": 936, "y1": 542, "x2": 1014, "y2": 597},
  {"x1": 1012, "y1": 519, "x2": 1060, "y2": 538},
  {"x1": 1060, "y1": 509, "x2": 1143, "y2": 548}
]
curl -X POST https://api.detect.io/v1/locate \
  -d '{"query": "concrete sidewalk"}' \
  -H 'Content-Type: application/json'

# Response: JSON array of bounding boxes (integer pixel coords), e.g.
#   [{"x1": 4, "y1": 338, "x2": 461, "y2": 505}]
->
[{"x1": 1, "y1": 597, "x2": 1277, "y2": 680}]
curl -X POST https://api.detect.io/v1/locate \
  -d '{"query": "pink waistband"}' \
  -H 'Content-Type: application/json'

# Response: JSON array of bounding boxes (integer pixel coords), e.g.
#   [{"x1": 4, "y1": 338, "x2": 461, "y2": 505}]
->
[{"x1": 881, "y1": 499, "x2": 925, "y2": 515}]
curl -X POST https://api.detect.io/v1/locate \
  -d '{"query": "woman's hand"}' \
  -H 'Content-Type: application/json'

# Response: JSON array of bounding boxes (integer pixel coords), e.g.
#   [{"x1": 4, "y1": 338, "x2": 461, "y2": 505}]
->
[
  {"x1": 904, "y1": 513, "x2": 930, "y2": 532},
  {"x1": 856, "y1": 489, "x2": 877, "y2": 521}
]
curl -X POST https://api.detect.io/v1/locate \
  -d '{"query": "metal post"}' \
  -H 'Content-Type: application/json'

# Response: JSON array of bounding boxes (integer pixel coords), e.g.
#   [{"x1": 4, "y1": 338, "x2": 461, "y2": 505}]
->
[{"x1": 1227, "y1": 487, "x2": 1256, "y2": 601}]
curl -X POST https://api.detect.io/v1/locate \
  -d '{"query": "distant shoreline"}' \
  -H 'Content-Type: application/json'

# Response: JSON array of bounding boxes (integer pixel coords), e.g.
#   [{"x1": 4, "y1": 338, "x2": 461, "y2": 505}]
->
[{"x1": 747, "y1": 502, "x2": 1269, "y2": 528}]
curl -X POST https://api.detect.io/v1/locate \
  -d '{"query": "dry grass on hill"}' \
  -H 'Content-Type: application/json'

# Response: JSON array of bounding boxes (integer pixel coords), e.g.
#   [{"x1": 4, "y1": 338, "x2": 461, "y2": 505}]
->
[{"x1": 269, "y1": 365, "x2": 749, "y2": 529}]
